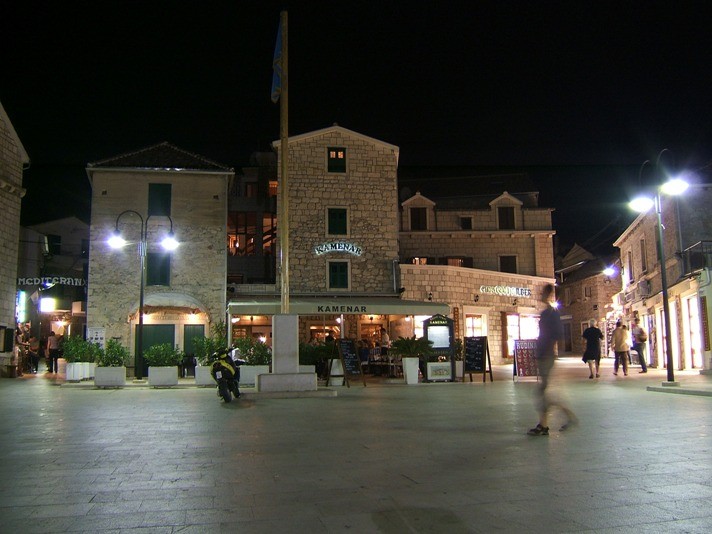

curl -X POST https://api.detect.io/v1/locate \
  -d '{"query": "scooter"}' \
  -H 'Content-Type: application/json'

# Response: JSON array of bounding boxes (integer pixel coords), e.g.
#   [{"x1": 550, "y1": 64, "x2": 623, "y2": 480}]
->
[{"x1": 210, "y1": 346, "x2": 245, "y2": 403}]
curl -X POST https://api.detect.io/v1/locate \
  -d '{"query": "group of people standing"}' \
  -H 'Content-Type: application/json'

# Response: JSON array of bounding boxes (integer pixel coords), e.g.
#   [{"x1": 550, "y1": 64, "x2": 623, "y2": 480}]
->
[
  {"x1": 580, "y1": 318, "x2": 648, "y2": 378},
  {"x1": 15, "y1": 324, "x2": 63, "y2": 375}
]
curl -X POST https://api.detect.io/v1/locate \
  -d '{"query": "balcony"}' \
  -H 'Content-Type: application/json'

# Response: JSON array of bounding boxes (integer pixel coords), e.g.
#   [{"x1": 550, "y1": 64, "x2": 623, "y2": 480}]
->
[{"x1": 681, "y1": 241, "x2": 712, "y2": 277}]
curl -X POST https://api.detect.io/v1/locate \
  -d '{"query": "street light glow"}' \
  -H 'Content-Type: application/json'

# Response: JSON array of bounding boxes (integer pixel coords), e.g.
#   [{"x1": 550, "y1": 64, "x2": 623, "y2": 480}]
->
[
  {"x1": 660, "y1": 177, "x2": 689, "y2": 196},
  {"x1": 161, "y1": 233, "x2": 179, "y2": 251},
  {"x1": 108, "y1": 233, "x2": 127, "y2": 248},
  {"x1": 602, "y1": 267, "x2": 615, "y2": 277},
  {"x1": 629, "y1": 196, "x2": 655, "y2": 213}
]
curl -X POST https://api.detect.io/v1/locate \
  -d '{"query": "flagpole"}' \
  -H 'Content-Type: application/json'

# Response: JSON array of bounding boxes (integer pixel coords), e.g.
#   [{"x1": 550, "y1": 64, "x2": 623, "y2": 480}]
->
[{"x1": 279, "y1": 10, "x2": 289, "y2": 314}]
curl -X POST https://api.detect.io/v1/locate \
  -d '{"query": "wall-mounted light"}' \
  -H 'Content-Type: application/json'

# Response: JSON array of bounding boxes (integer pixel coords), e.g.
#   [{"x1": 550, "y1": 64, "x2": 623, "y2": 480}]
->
[
  {"x1": 231, "y1": 316, "x2": 240, "y2": 324},
  {"x1": 512, "y1": 299, "x2": 518, "y2": 306},
  {"x1": 427, "y1": 292, "x2": 433, "y2": 301},
  {"x1": 336, "y1": 317, "x2": 342, "y2": 324},
  {"x1": 369, "y1": 316, "x2": 374, "y2": 322},
  {"x1": 474, "y1": 294, "x2": 479, "y2": 302},
  {"x1": 405, "y1": 315, "x2": 412, "y2": 322}
]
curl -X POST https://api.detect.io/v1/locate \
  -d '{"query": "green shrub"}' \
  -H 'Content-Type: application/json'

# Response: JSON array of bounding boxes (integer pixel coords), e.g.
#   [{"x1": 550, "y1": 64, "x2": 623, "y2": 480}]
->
[
  {"x1": 192, "y1": 322, "x2": 227, "y2": 365},
  {"x1": 390, "y1": 336, "x2": 436, "y2": 361},
  {"x1": 96, "y1": 339, "x2": 129, "y2": 367},
  {"x1": 61, "y1": 336, "x2": 98, "y2": 363},
  {"x1": 299, "y1": 342, "x2": 336, "y2": 366},
  {"x1": 232, "y1": 336, "x2": 271, "y2": 366},
  {"x1": 143, "y1": 343, "x2": 184, "y2": 367}
]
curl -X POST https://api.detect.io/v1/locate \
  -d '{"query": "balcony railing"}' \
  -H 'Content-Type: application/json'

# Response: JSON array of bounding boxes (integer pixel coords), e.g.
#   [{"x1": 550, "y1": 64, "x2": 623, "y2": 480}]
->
[{"x1": 681, "y1": 241, "x2": 712, "y2": 277}]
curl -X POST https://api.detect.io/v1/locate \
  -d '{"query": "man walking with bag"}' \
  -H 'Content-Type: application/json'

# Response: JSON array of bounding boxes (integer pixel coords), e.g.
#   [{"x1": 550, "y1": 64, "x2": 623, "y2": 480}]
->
[{"x1": 631, "y1": 318, "x2": 648, "y2": 373}]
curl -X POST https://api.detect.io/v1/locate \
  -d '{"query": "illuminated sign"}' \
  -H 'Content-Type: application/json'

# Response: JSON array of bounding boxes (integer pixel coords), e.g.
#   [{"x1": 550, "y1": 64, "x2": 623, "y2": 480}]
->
[
  {"x1": 313, "y1": 242, "x2": 362, "y2": 256},
  {"x1": 17, "y1": 276, "x2": 86, "y2": 287},
  {"x1": 479, "y1": 285, "x2": 531, "y2": 297}
]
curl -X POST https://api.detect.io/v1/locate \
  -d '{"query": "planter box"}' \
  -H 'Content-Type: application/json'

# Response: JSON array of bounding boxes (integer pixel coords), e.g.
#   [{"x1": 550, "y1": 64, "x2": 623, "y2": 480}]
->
[
  {"x1": 65, "y1": 362, "x2": 82, "y2": 382},
  {"x1": 455, "y1": 360, "x2": 463, "y2": 379},
  {"x1": 195, "y1": 365, "x2": 215, "y2": 386},
  {"x1": 94, "y1": 366, "x2": 126, "y2": 388},
  {"x1": 148, "y1": 366, "x2": 179, "y2": 387},
  {"x1": 239, "y1": 365, "x2": 270, "y2": 386},
  {"x1": 327, "y1": 359, "x2": 345, "y2": 386},
  {"x1": 81, "y1": 362, "x2": 96, "y2": 380},
  {"x1": 402, "y1": 357, "x2": 419, "y2": 385}
]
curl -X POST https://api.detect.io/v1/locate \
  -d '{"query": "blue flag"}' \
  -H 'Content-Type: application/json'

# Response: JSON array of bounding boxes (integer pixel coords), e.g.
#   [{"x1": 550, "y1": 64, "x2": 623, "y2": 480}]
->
[{"x1": 271, "y1": 21, "x2": 282, "y2": 103}]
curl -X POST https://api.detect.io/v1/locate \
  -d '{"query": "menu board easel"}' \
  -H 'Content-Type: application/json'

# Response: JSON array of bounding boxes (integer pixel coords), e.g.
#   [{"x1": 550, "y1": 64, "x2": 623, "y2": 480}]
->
[
  {"x1": 513, "y1": 339, "x2": 539, "y2": 381},
  {"x1": 326, "y1": 338, "x2": 366, "y2": 387},
  {"x1": 464, "y1": 336, "x2": 493, "y2": 382}
]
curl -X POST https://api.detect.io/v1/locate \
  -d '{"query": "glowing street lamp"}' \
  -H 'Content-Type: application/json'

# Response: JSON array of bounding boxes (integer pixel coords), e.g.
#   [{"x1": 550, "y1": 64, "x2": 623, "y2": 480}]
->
[
  {"x1": 108, "y1": 210, "x2": 178, "y2": 379},
  {"x1": 629, "y1": 158, "x2": 688, "y2": 384}
]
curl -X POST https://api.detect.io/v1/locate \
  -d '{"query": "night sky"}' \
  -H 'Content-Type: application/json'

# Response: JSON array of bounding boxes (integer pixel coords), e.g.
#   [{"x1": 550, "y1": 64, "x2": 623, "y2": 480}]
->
[{"x1": 2, "y1": 1, "x2": 710, "y2": 255}]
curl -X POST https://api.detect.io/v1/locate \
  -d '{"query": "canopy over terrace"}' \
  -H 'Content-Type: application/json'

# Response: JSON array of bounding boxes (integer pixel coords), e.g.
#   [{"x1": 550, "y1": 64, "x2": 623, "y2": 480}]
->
[{"x1": 227, "y1": 296, "x2": 449, "y2": 316}]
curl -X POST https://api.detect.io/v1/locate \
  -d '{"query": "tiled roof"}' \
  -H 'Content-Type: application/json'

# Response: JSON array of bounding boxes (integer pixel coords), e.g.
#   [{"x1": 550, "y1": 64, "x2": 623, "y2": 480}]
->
[
  {"x1": 88, "y1": 142, "x2": 233, "y2": 172},
  {"x1": 398, "y1": 166, "x2": 539, "y2": 207}
]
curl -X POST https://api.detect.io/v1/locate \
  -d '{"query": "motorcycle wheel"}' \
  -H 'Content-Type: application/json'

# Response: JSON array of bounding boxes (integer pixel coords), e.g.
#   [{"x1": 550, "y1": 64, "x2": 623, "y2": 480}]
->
[{"x1": 218, "y1": 381, "x2": 232, "y2": 403}]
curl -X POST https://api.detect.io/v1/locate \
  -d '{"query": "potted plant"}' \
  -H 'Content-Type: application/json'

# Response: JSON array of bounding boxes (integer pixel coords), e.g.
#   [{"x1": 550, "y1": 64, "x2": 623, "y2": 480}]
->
[
  {"x1": 192, "y1": 323, "x2": 226, "y2": 386},
  {"x1": 94, "y1": 339, "x2": 128, "y2": 387},
  {"x1": 390, "y1": 336, "x2": 435, "y2": 384},
  {"x1": 61, "y1": 336, "x2": 95, "y2": 382},
  {"x1": 144, "y1": 343, "x2": 184, "y2": 387},
  {"x1": 232, "y1": 336, "x2": 271, "y2": 386}
]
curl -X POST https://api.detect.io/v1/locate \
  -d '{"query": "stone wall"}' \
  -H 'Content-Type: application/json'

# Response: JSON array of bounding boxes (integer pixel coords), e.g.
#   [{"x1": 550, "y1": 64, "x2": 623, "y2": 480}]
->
[
  {"x1": 87, "y1": 170, "x2": 228, "y2": 354},
  {"x1": 0, "y1": 109, "x2": 26, "y2": 361},
  {"x1": 278, "y1": 129, "x2": 400, "y2": 293},
  {"x1": 401, "y1": 264, "x2": 554, "y2": 364}
]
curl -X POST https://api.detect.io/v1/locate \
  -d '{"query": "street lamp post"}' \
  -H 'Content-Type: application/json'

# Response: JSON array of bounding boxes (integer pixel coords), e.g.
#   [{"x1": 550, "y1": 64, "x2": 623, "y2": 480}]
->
[
  {"x1": 630, "y1": 153, "x2": 688, "y2": 385},
  {"x1": 108, "y1": 210, "x2": 178, "y2": 380}
]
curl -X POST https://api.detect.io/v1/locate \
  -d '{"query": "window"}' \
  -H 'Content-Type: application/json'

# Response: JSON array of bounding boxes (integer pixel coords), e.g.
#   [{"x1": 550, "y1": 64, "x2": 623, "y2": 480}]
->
[
  {"x1": 328, "y1": 260, "x2": 349, "y2": 290},
  {"x1": 228, "y1": 211, "x2": 259, "y2": 256},
  {"x1": 327, "y1": 208, "x2": 348, "y2": 235},
  {"x1": 268, "y1": 180, "x2": 278, "y2": 197},
  {"x1": 564, "y1": 288, "x2": 572, "y2": 305},
  {"x1": 584, "y1": 286, "x2": 592, "y2": 298},
  {"x1": 410, "y1": 207, "x2": 427, "y2": 230},
  {"x1": 627, "y1": 250, "x2": 634, "y2": 283},
  {"x1": 148, "y1": 184, "x2": 171, "y2": 217},
  {"x1": 499, "y1": 255, "x2": 517, "y2": 274},
  {"x1": 46, "y1": 234, "x2": 61, "y2": 255},
  {"x1": 465, "y1": 314, "x2": 486, "y2": 337},
  {"x1": 263, "y1": 214, "x2": 276, "y2": 255},
  {"x1": 640, "y1": 238, "x2": 648, "y2": 273},
  {"x1": 327, "y1": 147, "x2": 346, "y2": 173},
  {"x1": 410, "y1": 257, "x2": 429, "y2": 265},
  {"x1": 146, "y1": 252, "x2": 170, "y2": 286},
  {"x1": 460, "y1": 217, "x2": 472, "y2": 230},
  {"x1": 443, "y1": 257, "x2": 473, "y2": 268},
  {"x1": 498, "y1": 206, "x2": 515, "y2": 230}
]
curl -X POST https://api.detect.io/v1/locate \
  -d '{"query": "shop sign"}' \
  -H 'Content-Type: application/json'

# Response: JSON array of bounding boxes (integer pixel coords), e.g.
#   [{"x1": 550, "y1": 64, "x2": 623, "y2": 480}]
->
[
  {"x1": 316, "y1": 305, "x2": 367, "y2": 313},
  {"x1": 479, "y1": 285, "x2": 531, "y2": 297},
  {"x1": 313, "y1": 241, "x2": 362, "y2": 256},
  {"x1": 17, "y1": 276, "x2": 86, "y2": 287}
]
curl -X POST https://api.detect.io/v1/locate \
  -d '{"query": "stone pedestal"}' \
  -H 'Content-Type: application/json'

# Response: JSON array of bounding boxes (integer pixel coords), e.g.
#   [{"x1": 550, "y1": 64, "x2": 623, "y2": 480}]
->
[{"x1": 258, "y1": 314, "x2": 316, "y2": 392}]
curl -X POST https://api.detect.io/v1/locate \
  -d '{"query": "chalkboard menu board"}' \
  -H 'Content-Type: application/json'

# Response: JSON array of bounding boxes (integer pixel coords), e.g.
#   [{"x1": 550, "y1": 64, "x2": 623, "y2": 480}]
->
[
  {"x1": 514, "y1": 339, "x2": 539, "y2": 379},
  {"x1": 464, "y1": 336, "x2": 493, "y2": 382},
  {"x1": 333, "y1": 338, "x2": 366, "y2": 387}
]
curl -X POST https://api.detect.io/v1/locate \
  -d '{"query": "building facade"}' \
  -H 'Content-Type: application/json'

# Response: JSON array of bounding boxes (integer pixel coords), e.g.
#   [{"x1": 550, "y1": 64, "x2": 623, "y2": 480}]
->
[
  {"x1": 556, "y1": 245, "x2": 622, "y2": 357},
  {"x1": 0, "y1": 101, "x2": 29, "y2": 372},
  {"x1": 86, "y1": 143, "x2": 233, "y2": 376},
  {"x1": 613, "y1": 178, "x2": 712, "y2": 372},
  {"x1": 227, "y1": 126, "x2": 557, "y2": 364}
]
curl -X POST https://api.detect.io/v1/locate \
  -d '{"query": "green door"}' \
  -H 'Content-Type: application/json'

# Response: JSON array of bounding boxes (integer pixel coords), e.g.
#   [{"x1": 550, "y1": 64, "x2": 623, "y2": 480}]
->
[
  {"x1": 183, "y1": 324, "x2": 205, "y2": 358},
  {"x1": 135, "y1": 324, "x2": 175, "y2": 377}
]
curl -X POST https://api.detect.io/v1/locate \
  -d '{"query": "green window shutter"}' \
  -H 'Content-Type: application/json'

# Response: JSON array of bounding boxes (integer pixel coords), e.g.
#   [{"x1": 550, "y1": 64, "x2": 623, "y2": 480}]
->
[
  {"x1": 148, "y1": 184, "x2": 172, "y2": 217},
  {"x1": 146, "y1": 252, "x2": 171, "y2": 286},
  {"x1": 328, "y1": 208, "x2": 347, "y2": 235},
  {"x1": 329, "y1": 261, "x2": 349, "y2": 289}
]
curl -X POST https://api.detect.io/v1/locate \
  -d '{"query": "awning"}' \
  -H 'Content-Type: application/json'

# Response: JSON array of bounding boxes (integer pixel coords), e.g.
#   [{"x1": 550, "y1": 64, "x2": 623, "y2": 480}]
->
[
  {"x1": 132, "y1": 292, "x2": 208, "y2": 314},
  {"x1": 227, "y1": 296, "x2": 449, "y2": 316}
]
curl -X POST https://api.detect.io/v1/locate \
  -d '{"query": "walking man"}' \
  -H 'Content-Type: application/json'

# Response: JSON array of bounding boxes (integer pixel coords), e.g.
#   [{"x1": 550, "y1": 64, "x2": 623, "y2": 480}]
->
[
  {"x1": 528, "y1": 284, "x2": 577, "y2": 436},
  {"x1": 631, "y1": 318, "x2": 648, "y2": 373},
  {"x1": 612, "y1": 322, "x2": 630, "y2": 376}
]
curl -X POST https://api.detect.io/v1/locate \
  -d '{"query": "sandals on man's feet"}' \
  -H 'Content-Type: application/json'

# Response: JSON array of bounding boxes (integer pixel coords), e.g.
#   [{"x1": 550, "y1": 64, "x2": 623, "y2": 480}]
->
[{"x1": 527, "y1": 423, "x2": 549, "y2": 436}]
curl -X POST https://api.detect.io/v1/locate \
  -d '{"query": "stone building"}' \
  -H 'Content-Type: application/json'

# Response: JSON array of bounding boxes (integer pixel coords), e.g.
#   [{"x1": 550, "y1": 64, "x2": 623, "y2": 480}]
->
[
  {"x1": 86, "y1": 142, "x2": 233, "y2": 377},
  {"x1": 613, "y1": 175, "x2": 712, "y2": 372},
  {"x1": 396, "y1": 172, "x2": 557, "y2": 364},
  {"x1": 227, "y1": 125, "x2": 448, "y2": 345},
  {"x1": 0, "y1": 101, "x2": 29, "y2": 373},
  {"x1": 556, "y1": 244, "x2": 622, "y2": 357}
]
